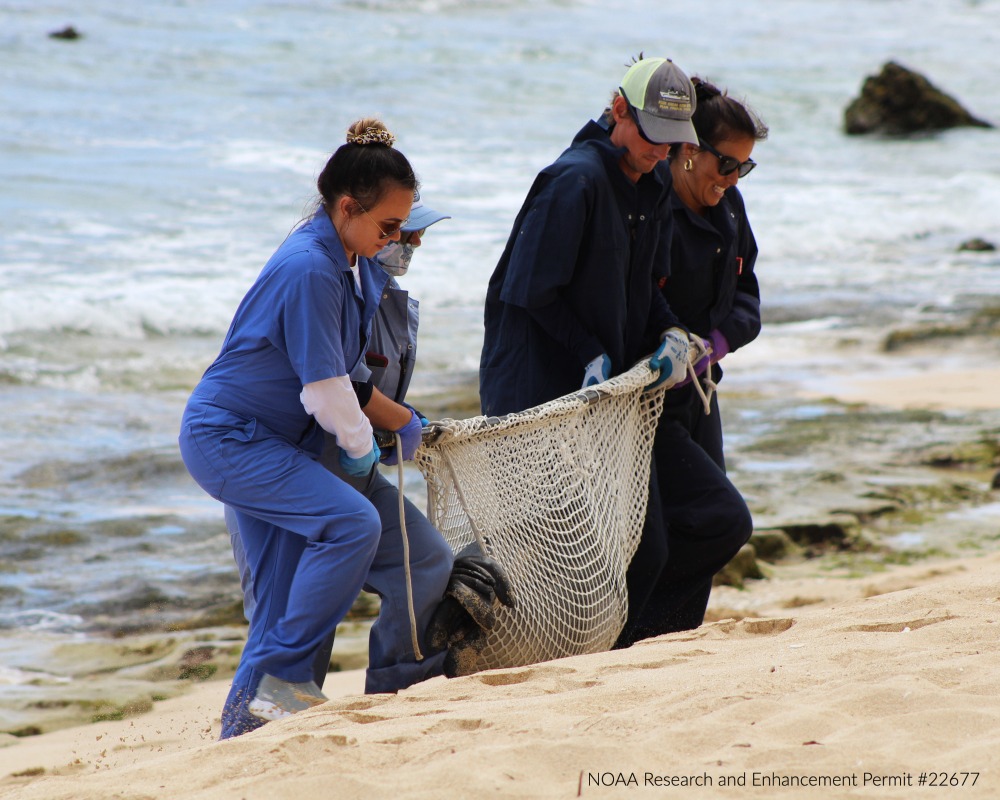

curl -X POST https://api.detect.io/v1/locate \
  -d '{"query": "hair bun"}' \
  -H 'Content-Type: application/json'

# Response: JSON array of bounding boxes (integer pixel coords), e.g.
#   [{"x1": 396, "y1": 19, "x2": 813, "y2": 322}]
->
[
  {"x1": 692, "y1": 77, "x2": 722, "y2": 102},
  {"x1": 346, "y1": 126, "x2": 396, "y2": 147}
]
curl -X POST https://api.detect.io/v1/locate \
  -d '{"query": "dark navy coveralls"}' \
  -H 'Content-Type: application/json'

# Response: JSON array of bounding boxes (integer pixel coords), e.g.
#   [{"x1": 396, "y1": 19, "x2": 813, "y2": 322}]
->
[
  {"x1": 479, "y1": 118, "x2": 679, "y2": 416},
  {"x1": 619, "y1": 185, "x2": 760, "y2": 643},
  {"x1": 479, "y1": 116, "x2": 686, "y2": 647}
]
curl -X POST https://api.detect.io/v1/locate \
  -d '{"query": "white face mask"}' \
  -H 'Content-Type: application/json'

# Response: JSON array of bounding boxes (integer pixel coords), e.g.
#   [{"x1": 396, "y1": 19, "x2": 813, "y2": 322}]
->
[{"x1": 376, "y1": 241, "x2": 415, "y2": 277}]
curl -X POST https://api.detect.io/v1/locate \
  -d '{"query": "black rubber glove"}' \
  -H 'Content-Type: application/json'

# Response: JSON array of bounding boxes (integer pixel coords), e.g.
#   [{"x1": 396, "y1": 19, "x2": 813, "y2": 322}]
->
[{"x1": 426, "y1": 554, "x2": 516, "y2": 676}]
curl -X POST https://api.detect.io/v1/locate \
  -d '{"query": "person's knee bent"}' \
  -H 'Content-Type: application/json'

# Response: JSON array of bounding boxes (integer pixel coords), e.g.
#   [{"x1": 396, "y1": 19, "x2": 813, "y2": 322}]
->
[
  {"x1": 734, "y1": 498, "x2": 754, "y2": 549},
  {"x1": 315, "y1": 497, "x2": 381, "y2": 551}
]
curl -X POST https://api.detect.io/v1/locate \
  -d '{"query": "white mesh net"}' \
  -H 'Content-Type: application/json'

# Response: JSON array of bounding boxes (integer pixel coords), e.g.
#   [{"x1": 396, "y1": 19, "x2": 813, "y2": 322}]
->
[{"x1": 413, "y1": 359, "x2": 666, "y2": 671}]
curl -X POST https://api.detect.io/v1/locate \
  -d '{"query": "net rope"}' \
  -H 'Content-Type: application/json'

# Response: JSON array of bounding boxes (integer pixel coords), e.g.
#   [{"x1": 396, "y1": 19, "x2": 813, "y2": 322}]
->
[{"x1": 413, "y1": 358, "x2": 668, "y2": 671}]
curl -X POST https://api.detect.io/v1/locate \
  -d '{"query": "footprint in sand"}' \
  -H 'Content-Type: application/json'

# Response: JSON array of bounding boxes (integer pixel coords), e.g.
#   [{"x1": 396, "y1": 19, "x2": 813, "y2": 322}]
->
[
  {"x1": 474, "y1": 665, "x2": 575, "y2": 687},
  {"x1": 653, "y1": 617, "x2": 796, "y2": 642},
  {"x1": 338, "y1": 697, "x2": 390, "y2": 712},
  {"x1": 425, "y1": 718, "x2": 492, "y2": 734},
  {"x1": 338, "y1": 711, "x2": 391, "y2": 724},
  {"x1": 594, "y1": 654, "x2": 711, "y2": 676},
  {"x1": 841, "y1": 613, "x2": 956, "y2": 633},
  {"x1": 270, "y1": 732, "x2": 357, "y2": 763},
  {"x1": 471, "y1": 665, "x2": 601, "y2": 695}
]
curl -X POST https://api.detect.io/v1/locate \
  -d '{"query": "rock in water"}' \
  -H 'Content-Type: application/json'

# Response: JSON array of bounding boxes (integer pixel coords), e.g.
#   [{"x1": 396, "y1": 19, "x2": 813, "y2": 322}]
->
[
  {"x1": 958, "y1": 237, "x2": 997, "y2": 253},
  {"x1": 844, "y1": 61, "x2": 993, "y2": 135},
  {"x1": 49, "y1": 25, "x2": 82, "y2": 40}
]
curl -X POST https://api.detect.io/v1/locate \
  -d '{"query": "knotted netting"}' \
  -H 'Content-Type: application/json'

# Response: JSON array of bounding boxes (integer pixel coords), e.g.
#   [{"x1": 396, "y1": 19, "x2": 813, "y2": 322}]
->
[{"x1": 413, "y1": 359, "x2": 666, "y2": 672}]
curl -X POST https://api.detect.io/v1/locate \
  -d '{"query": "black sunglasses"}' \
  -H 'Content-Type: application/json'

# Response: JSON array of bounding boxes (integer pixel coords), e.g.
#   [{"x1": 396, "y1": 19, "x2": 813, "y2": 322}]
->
[
  {"x1": 698, "y1": 139, "x2": 756, "y2": 178},
  {"x1": 619, "y1": 87, "x2": 661, "y2": 145}
]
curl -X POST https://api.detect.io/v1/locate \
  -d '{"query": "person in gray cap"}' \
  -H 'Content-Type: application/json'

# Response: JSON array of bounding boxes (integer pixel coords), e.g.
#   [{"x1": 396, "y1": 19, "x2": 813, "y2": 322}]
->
[
  {"x1": 480, "y1": 54, "x2": 698, "y2": 415},
  {"x1": 362, "y1": 194, "x2": 450, "y2": 413},
  {"x1": 478, "y1": 54, "x2": 702, "y2": 646}
]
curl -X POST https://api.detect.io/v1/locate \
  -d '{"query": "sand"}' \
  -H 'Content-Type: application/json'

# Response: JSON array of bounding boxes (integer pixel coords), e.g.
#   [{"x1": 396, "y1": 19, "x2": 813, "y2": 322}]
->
[
  {"x1": 1, "y1": 553, "x2": 999, "y2": 799},
  {"x1": 818, "y1": 367, "x2": 1000, "y2": 412},
  {"x1": 1, "y1": 366, "x2": 997, "y2": 800}
]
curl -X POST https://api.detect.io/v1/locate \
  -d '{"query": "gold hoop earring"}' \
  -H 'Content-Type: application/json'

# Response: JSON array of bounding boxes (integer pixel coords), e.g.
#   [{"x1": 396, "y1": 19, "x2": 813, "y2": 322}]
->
[{"x1": 684, "y1": 158, "x2": 693, "y2": 171}]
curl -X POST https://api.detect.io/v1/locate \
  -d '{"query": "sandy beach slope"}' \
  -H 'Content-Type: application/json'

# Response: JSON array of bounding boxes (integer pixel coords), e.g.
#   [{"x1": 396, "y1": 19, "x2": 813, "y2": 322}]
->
[
  {"x1": 2, "y1": 549, "x2": 999, "y2": 800},
  {"x1": 2, "y1": 352, "x2": 997, "y2": 800}
]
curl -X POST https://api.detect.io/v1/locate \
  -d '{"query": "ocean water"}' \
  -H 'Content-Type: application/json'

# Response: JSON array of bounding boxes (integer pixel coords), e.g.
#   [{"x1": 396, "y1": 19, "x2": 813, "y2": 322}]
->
[{"x1": 2, "y1": 0, "x2": 1000, "y2": 653}]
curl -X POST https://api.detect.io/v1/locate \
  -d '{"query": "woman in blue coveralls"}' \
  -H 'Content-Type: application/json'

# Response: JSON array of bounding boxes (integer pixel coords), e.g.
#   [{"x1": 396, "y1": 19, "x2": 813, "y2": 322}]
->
[
  {"x1": 223, "y1": 196, "x2": 451, "y2": 707},
  {"x1": 178, "y1": 119, "x2": 452, "y2": 739},
  {"x1": 619, "y1": 78, "x2": 768, "y2": 644}
]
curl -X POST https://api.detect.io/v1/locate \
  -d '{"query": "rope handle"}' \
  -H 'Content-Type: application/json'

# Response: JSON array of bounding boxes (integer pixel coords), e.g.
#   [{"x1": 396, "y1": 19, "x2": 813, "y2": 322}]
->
[{"x1": 392, "y1": 430, "x2": 424, "y2": 662}]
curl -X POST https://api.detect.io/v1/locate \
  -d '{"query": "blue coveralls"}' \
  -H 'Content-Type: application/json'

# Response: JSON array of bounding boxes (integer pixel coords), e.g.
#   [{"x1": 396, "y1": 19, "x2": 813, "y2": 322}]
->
[
  {"x1": 619, "y1": 186, "x2": 759, "y2": 642},
  {"x1": 179, "y1": 209, "x2": 449, "y2": 739},
  {"x1": 226, "y1": 275, "x2": 429, "y2": 683}
]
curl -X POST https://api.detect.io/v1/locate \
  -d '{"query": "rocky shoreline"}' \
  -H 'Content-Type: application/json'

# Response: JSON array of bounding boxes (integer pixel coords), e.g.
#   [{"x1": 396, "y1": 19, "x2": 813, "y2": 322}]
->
[{"x1": 2, "y1": 337, "x2": 998, "y2": 744}]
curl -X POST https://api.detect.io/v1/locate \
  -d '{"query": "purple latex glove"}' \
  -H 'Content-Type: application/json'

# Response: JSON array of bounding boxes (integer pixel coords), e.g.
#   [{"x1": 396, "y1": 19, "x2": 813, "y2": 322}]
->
[
  {"x1": 381, "y1": 407, "x2": 423, "y2": 465},
  {"x1": 708, "y1": 329, "x2": 731, "y2": 364},
  {"x1": 676, "y1": 330, "x2": 730, "y2": 388}
]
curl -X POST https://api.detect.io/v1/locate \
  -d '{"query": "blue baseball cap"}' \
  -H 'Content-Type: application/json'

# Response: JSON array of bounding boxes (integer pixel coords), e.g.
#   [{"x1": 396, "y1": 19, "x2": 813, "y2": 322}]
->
[{"x1": 404, "y1": 194, "x2": 450, "y2": 232}]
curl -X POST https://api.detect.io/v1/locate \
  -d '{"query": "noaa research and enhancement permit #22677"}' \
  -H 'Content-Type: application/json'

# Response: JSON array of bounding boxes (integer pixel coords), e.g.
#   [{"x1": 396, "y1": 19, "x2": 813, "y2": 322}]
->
[{"x1": 585, "y1": 771, "x2": 980, "y2": 788}]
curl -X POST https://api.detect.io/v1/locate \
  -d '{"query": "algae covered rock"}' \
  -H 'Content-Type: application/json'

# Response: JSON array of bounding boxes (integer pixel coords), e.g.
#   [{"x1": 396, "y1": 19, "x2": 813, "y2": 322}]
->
[
  {"x1": 958, "y1": 237, "x2": 996, "y2": 253},
  {"x1": 714, "y1": 543, "x2": 767, "y2": 589},
  {"x1": 844, "y1": 61, "x2": 993, "y2": 135}
]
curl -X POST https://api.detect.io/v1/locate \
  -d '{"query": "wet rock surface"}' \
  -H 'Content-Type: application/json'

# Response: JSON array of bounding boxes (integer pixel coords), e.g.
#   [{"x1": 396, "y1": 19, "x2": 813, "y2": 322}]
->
[{"x1": 844, "y1": 61, "x2": 993, "y2": 135}]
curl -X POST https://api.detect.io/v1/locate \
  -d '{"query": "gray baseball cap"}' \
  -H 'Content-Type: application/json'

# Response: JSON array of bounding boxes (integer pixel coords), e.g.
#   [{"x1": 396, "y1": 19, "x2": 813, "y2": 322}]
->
[{"x1": 619, "y1": 57, "x2": 698, "y2": 145}]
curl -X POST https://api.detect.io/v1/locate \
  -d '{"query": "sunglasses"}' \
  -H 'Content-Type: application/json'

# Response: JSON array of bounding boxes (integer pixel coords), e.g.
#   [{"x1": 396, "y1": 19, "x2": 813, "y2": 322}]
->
[
  {"x1": 698, "y1": 139, "x2": 756, "y2": 178},
  {"x1": 619, "y1": 88, "x2": 662, "y2": 146},
  {"x1": 357, "y1": 201, "x2": 408, "y2": 241},
  {"x1": 400, "y1": 228, "x2": 426, "y2": 243}
]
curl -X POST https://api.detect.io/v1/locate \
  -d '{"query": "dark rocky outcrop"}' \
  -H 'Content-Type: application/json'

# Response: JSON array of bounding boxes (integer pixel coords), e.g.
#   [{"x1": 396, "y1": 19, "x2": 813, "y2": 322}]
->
[
  {"x1": 958, "y1": 237, "x2": 997, "y2": 253},
  {"x1": 844, "y1": 61, "x2": 993, "y2": 135},
  {"x1": 48, "y1": 25, "x2": 82, "y2": 40}
]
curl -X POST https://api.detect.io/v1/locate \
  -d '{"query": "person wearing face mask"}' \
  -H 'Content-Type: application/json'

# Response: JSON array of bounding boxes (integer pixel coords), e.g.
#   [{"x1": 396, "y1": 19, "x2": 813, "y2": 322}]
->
[
  {"x1": 617, "y1": 78, "x2": 769, "y2": 646},
  {"x1": 179, "y1": 118, "x2": 454, "y2": 739},
  {"x1": 364, "y1": 196, "x2": 450, "y2": 411}
]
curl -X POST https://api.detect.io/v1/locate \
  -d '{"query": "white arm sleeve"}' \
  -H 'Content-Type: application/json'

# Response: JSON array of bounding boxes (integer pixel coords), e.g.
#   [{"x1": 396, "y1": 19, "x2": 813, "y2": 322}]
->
[{"x1": 300, "y1": 376, "x2": 373, "y2": 458}]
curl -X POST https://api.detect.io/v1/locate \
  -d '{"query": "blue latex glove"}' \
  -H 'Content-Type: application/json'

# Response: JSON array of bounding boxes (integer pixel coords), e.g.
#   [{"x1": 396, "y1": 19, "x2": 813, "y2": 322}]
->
[
  {"x1": 646, "y1": 328, "x2": 690, "y2": 390},
  {"x1": 581, "y1": 353, "x2": 612, "y2": 389},
  {"x1": 339, "y1": 436, "x2": 381, "y2": 477},
  {"x1": 382, "y1": 407, "x2": 424, "y2": 466}
]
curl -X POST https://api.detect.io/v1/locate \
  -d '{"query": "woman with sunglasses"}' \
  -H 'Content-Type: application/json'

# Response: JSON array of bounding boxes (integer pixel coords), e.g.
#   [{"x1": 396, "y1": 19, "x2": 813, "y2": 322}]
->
[
  {"x1": 617, "y1": 78, "x2": 769, "y2": 646},
  {"x1": 221, "y1": 196, "x2": 452, "y2": 726},
  {"x1": 179, "y1": 118, "x2": 453, "y2": 738}
]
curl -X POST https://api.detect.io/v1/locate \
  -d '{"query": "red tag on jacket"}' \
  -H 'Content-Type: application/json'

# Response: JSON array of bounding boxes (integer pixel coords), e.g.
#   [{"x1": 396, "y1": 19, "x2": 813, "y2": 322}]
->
[{"x1": 736, "y1": 256, "x2": 744, "y2": 275}]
